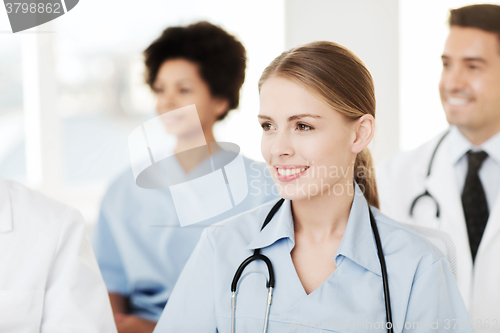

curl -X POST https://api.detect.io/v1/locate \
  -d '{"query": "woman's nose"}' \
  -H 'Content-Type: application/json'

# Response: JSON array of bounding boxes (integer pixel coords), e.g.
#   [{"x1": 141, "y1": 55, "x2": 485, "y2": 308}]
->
[
  {"x1": 270, "y1": 130, "x2": 294, "y2": 158},
  {"x1": 156, "y1": 91, "x2": 179, "y2": 114}
]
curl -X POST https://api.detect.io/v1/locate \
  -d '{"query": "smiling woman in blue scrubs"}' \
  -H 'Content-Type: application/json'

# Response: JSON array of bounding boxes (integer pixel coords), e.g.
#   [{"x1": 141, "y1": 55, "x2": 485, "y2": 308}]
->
[
  {"x1": 92, "y1": 22, "x2": 277, "y2": 333},
  {"x1": 153, "y1": 41, "x2": 472, "y2": 332}
]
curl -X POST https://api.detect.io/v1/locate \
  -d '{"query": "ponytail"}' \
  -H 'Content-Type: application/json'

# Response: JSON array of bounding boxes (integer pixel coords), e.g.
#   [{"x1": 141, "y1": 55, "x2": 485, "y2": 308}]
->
[{"x1": 354, "y1": 148, "x2": 379, "y2": 209}]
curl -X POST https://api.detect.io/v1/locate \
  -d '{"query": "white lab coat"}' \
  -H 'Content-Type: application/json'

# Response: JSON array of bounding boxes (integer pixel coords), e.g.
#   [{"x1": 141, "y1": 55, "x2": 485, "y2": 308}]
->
[
  {"x1": 0, "y1": 178, "x2": 117, "y2": 333},
  {"x1": 377, "y1": 133, "x2": 500, "y2": 333}
]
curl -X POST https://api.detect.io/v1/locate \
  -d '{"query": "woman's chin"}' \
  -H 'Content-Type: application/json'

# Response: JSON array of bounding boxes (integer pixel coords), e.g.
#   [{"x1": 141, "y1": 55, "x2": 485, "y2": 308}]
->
[{"x1": 274, "y1": 184, "x2": 313, "y2": 201}]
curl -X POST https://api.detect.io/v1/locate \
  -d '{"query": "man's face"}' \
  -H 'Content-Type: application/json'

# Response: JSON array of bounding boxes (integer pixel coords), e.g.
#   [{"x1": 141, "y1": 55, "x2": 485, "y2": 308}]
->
[{"x1": 440, "y1": 27, "x2": 500, "y2": 137}]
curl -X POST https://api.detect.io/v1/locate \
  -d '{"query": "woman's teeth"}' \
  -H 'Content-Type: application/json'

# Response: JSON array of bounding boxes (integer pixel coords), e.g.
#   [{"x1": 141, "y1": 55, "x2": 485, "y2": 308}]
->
[{"x1": 277, "y1": 167, "x2": 307, "y2": 176}]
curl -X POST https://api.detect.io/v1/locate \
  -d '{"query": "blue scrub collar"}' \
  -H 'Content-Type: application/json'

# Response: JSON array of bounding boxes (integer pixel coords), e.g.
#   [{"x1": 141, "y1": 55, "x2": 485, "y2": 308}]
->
[{"x1": 245, "y1": 182, "x2": 382, "y2": 277}]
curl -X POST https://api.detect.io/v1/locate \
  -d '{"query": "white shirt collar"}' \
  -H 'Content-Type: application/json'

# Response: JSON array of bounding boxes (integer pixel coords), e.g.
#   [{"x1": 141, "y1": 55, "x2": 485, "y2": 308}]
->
[
  {"x1": 481, "y1": 130, "x2": 500, "y2": 167},
  {"x1": 448, "y1": 126, "x2": 500, "y2": 166}
]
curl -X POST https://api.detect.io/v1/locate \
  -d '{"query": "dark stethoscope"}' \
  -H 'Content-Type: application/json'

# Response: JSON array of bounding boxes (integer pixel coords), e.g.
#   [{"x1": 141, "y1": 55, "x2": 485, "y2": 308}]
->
[
  {"x1": 230, "y1": 198, "x2": 394, "y2": 333},
  {"x1": 409, "y1": 130, "x2": 450, "y2": 219}
]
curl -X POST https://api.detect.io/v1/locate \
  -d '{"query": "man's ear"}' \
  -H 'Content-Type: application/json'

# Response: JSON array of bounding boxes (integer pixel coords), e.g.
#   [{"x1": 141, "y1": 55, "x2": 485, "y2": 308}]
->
[
  {"x1": 351, "y1": 114, "x2": 375, "y2": 153},
  {"x1": 213, "y1": 98, "x2": 230, "y2": 120}
]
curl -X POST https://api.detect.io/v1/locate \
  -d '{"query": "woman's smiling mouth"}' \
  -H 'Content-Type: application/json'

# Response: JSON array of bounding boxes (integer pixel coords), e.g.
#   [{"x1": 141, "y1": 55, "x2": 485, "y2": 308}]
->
[{"x1": 274, "y1": 165, "x2": 309, "y2": 182}]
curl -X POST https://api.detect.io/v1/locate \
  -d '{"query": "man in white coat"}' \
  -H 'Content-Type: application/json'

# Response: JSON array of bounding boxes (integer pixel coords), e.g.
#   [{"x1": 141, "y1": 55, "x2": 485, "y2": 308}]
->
[
  {"x1": 0, "y1": 177, "x2": 117, "y2": 333},
  {"x1": 377, "y1": 4, "x2": 500, "y2": 332}
]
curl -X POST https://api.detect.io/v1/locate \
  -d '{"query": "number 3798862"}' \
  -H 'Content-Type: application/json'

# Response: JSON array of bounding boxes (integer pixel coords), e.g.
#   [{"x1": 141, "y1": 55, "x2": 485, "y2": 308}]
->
[{"x1": 5, "y1": 2, "x2": 61, "y2": 14}]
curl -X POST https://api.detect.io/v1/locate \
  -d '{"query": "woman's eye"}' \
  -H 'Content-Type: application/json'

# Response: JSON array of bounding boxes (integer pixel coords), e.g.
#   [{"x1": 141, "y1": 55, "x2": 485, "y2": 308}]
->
[
  {"x1": 297, "y1": 123, "x2": 313, "y2": 131},
  {"x1": 180, "y1": 88, "x2": 191, "y2": 94},
  {"x1": 153, "y1": 87, "x2": 163, "y2": 94},
  {"x1": 261, "y1": 123, "x2": 275, "y2": 131}
]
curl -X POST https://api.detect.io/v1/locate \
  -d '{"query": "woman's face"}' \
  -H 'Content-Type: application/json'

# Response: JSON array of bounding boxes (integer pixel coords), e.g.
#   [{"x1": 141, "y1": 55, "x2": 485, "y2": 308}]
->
[
  {"x1": 153, "y1": 58, "x2": 227, "y2": 137},
  {"x1": 259, "y1": 76, "x2": 360, "y2": 201}
]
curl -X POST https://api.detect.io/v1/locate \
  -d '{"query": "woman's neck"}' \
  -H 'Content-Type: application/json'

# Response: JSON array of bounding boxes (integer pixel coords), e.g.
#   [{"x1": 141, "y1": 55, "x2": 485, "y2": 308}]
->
[
  {"x1": 174, "y1": 128, "x2": 219, "y2": 173},
  {"x1": 291, "y1": 179, "x2": 354, "y2": 242},
  {"x1": 174, "y1": 127, "x2": 216, "y2": 152}
]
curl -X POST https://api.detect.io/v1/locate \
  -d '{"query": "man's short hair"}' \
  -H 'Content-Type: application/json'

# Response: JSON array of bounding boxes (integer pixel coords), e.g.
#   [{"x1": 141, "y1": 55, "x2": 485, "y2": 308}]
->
[
  {"x1": 144, "y1": 21, "x2": 246, "y2": 120},
  {"x1": 449, "y1": 4, "x2": 500, "y2": 52}
]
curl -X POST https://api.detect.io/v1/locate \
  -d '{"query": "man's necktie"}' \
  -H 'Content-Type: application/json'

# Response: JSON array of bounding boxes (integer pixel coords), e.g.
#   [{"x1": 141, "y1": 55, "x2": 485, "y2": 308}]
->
[{"x1": 461, "y1": 150, "x2": 489, "y2": 263}]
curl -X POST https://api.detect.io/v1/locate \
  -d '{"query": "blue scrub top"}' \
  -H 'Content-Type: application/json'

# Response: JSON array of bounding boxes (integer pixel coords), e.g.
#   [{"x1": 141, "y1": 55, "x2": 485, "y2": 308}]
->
[
  {"x1": 92, "y1": 152, "x2": 278, "y2": 322},
  {"x1": 154, "y1": 183, "x2": 472, "y2": 332}
]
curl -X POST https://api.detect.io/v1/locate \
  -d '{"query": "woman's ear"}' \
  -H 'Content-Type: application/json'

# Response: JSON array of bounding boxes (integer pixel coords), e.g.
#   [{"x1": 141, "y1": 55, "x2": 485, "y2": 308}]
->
[
  {"x1": 212, "y1": 98, "x2": 230, "y2": 120},
  {"x1": 351, "y1": 114, "x2": 375, "y2": 153}
]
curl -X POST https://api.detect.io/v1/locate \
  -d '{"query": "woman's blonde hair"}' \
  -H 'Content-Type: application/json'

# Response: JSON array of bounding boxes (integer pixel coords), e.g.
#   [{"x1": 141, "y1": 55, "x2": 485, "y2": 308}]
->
[{"x1": 258, "y1": 41, "x2": 379, "y2": 208}]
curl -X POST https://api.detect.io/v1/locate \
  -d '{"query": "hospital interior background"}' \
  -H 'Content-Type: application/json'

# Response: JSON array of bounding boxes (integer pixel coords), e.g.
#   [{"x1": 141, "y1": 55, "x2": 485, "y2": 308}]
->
[{"x1": 1, "y1": 0, "x2": 498, "y2": 231}]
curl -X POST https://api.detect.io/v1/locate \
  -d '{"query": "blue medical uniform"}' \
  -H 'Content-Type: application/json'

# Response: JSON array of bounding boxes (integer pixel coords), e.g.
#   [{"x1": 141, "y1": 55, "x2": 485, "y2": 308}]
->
[
  {"x1": 92, "y1": 151, "x2": 278, "y2": 322},
  {"x1": 154, "y1": 183, "x2": 472, "y2": 332}
]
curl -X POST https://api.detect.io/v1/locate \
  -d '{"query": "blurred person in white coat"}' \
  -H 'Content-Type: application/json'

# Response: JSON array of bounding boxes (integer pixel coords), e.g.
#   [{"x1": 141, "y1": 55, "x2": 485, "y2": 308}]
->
[
  {"x1": 377, "y1": 5, "x2": 500, "y2": 332},
  {"x1": 0, "y1": 177, "x2": 117, "y2": 333}
]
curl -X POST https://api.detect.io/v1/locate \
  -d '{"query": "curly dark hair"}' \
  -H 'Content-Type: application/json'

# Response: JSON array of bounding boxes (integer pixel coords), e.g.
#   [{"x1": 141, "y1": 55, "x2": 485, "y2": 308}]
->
[{"x1": 144, "y1": 21, "x2": 246, "y2": 120}]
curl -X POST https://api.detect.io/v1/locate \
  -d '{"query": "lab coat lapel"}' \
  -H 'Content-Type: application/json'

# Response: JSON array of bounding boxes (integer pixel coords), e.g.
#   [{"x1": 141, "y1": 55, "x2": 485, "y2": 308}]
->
[
  {"x1": 471, "y1": 185, "x2": 500, "y2": 325},
  {"x1": 0, "y1": 178, "x2": 13, "y2": 233},
  {"x1": 477, "y1": 191, "x2": 500, "y2": 255},
  {"x1": 424, "y1": 137, "x2": 473, "y2": 306}
]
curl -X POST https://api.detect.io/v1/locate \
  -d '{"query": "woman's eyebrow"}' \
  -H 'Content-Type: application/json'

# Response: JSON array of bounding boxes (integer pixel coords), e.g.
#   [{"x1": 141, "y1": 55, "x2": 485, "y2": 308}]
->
[
  {"x1": 176, "y1": 78, "x2": 194, "y2": 84},
  {"x1": 257, "y1": 113, "x2": 321, "y2": 121},
  {"x1": 287, "y1": 113, "x2": 321, "y2": 121},
  {"x1": 257, "y1": 115, "x2": 273, "y2": 121}
]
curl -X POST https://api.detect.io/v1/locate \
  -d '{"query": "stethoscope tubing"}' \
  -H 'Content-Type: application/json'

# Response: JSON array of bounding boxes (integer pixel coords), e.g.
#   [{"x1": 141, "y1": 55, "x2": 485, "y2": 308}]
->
[
  {"x1": 369, "y1": 209, "x2": 393, "y2": 333},
  {"x1": 231, "y1": 199, "x2": 284, "y2": 333},
  {"x1": 409, "y1": 130, "x2": 450, "y2": 218}
]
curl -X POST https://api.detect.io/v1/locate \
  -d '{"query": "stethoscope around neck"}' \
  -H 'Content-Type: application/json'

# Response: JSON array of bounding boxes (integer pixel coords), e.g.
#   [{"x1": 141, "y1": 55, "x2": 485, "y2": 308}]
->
[
  {"x1": 409, "y1": 130, "x2": 450, "y2": 219},
  {"x1": 230, "y1": 198, "x2": 394, "y2": 333}
]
